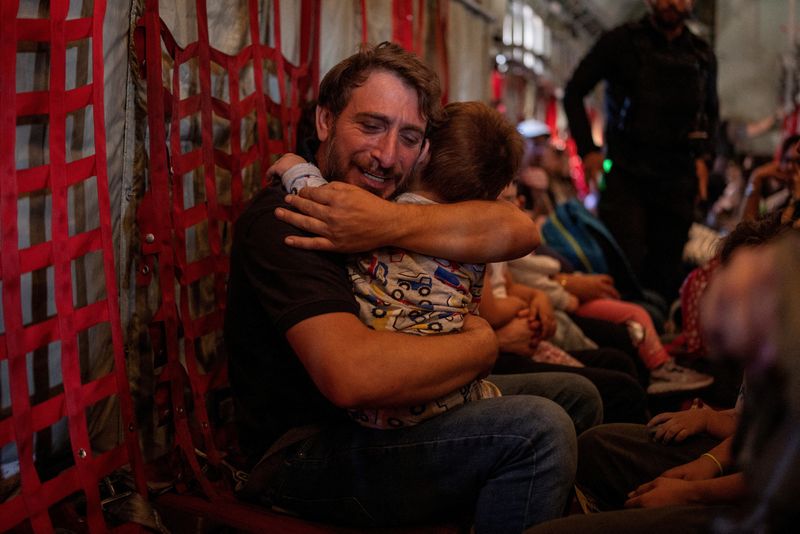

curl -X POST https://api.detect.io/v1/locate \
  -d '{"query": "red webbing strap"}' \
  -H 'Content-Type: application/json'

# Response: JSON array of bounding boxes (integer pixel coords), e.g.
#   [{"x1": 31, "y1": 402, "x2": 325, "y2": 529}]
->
[
  {"x1": 247, "y1": 0, "x2": 271, "y2": 193},
  {"x1": 299, "y1": 0, "x2": 321, "y2": 101},
  {"x1": 1, "y1": 1, "x2": 147, "y2": 531},
  {"x1": 138, "y1": 0, "x2": 320, "y2": 508},
  {"x1": 0, "y1": 4, "x2": 50, "y2": 531},
  {"x1": 435, "y1": 1, "x2": 450, "y2": 104},
  {"x1": 392, "y1": 0, "x2": 414, "y2": 51},
  {"x1": 414, "y1": 0, "x2": 425, "y2": 56},
  {"x1": 92, "y1": 0, "x2": 148, "y2": 500},
  {"x1": 144, "y1": 0, "x2": 218, "y2": 499},
  {"x1": 271, "y1": 0, "x2": 291, "y2": 150},
  {"x1": 176, "y1": 0, "x2": 223, "y2": 468},
  {"x1": 360, "y1": 0, "x2": 369, "y2": 45},
  {"x1": 48, "y1": 3, "x2": 105, "y2": 531}
]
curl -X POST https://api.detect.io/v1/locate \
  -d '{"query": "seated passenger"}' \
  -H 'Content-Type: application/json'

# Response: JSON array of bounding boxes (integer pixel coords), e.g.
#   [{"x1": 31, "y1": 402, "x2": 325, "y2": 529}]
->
[
  {"x1": 482, "y1": 262, "x2": 649, "y2": 425},
  {"x1": 226, "y1": 42, "x2": 600, "y2": 532},
  {"x1": 525, "y1": 215, "x2": 797, "y2": 534},
  {"x1": 271, "y1": 101, "x2": 518, "y2": 429}
]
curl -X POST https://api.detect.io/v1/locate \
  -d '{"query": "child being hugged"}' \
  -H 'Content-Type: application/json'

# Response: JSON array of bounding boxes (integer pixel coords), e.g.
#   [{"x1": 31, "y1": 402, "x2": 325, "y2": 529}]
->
[{"x1": 270, "y1": 101, "x2": 523, "y2": 429}]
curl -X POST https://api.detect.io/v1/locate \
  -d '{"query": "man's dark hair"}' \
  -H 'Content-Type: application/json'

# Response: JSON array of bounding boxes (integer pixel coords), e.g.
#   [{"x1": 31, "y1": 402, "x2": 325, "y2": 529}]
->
[
  {"x1": 420, "y1": 101, "x2": 523, "y2": 203},
  {"x1": 317, "y1": 41, "x2": 443, "y2": 128}
]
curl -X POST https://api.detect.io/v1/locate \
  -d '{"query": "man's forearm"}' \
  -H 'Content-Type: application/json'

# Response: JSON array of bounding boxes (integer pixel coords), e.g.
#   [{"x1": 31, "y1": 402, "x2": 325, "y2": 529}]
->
[
  {"x1": 389, "y1": 201, "x2": 539, "y2": 263},
  {"x1": 288, "y1": 313, "x2": 498, "y2": 409}
]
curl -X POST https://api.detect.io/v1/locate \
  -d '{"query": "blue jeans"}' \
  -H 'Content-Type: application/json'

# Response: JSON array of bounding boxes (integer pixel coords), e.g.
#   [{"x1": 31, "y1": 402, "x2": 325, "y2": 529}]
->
[{"x1": 244, "y1": 372, "x2": 601, "y2": 533}]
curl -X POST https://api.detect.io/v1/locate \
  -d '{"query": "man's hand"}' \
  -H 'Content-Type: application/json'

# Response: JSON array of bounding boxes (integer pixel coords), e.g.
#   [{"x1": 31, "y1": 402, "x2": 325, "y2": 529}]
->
[
  {"x1": 582, "y1": 151, "x2": 605, "y2": 189},
  {"x1": 624, "y1": 477, "x2": 698, "y2": 509},
  {"x1": 266, "y1": 153, "x2": 308, "y2": 182},
  {"x1": 275, "y1": 182, "x2": 400, "y2": 252},
  {"x1": 647, "y1": 408, "x2": 710, "y2": 443},
  {"x1": 560, "y1": 273, "x2": 620, "y2": 302}
]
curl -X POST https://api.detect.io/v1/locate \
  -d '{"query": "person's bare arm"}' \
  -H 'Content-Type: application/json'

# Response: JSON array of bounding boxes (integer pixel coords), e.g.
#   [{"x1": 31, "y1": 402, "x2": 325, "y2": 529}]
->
[
  {"x1": 624, "y1": 473, "x2": 746, "y2": 509},
  {"x1": 274, "y1": 182, "x2": 539, "y2": 262},
  {"x1": 553, "y1": 272, "x2": 620, "y2": 301},
  {"x1": 478, "y1": 289, "x2": 529, "y2": 329},
  {"x1": 741, "y1": 161, "x2": 792, "y2": 222},
  {"x1": 696, "y1": 158, "x2": 710, "y2": 202},
  {"x1": 660, "y1": 437, "x2": 736, "y2": 482},
  {"x1": 286, "y1": 312, "x2": 497, "y2": 408}
]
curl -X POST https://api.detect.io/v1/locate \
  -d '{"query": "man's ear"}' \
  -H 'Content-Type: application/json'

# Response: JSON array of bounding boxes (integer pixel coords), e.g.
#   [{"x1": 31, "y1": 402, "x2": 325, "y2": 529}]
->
[
  {"x1": 316, "y1": 105, "x2": 333, "y2": 142},
  {"x1": 417, "y1": 138, "x2": 431, "y2": 167}
]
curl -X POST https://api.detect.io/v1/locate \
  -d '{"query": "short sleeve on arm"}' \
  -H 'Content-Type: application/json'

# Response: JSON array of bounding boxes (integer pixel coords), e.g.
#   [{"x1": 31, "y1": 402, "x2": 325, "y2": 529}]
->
[{"x1": 232, "y1": 187, "x2": 359, "y2": 334}]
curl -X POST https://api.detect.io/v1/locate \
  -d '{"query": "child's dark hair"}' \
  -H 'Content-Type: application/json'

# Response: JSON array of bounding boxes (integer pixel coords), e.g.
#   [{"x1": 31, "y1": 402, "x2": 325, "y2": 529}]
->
[
  {"x1": 421, "y1": 101, "x2": 523, "y2": 203},
  {"x1": 718, "y1": 211, "x2": 794, "y2": 264}
]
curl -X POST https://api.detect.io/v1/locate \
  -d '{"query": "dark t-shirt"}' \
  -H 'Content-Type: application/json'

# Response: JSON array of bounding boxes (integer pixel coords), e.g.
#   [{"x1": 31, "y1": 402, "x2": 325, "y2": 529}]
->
[{"x1": 224, "y1": 185, "x2": 359, "y2": 463}]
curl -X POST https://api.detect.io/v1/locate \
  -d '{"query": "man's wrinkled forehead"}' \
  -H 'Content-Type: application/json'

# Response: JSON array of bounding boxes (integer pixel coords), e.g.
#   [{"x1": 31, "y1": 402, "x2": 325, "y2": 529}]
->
[{"x1": 335, "y1": 70, "x2": 428, "y2": 129}]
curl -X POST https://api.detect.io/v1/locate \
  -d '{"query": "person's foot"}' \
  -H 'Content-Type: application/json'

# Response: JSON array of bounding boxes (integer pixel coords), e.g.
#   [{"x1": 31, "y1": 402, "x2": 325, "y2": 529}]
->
[{"x1": 647, "y1": 358, "x2": 714, "y2": 395}]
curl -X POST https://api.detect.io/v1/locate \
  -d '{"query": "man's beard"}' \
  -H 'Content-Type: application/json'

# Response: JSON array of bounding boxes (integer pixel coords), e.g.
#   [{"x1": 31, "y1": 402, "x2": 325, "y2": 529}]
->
[
  {"x1": 320, "y1": 126, "x2": 408, "y2": 199},
  {"x1": 652, "y1": 6, "x2": 691, "y2": 32}
]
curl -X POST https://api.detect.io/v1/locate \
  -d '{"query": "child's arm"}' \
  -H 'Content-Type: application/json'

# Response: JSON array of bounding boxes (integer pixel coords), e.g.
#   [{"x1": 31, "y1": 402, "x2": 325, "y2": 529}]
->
[
  {"x1": 477, "y1": 268, "x2": 528, "y2": 329},
  {"x1": 503, "y1": 270, "x2": 557, "y2": 340},
  {"x1": 267, "y1": 153, "x2": 328, "y2": 193}
]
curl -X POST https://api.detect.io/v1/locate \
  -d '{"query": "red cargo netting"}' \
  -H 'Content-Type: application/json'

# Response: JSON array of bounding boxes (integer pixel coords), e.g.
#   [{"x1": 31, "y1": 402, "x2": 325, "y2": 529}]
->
[
  {"x1": 0, "y1": 0, "x2": 146, "y2": 532},
  {"x1": 135, "y1": 0, "x2": 319, "y2": 501}
]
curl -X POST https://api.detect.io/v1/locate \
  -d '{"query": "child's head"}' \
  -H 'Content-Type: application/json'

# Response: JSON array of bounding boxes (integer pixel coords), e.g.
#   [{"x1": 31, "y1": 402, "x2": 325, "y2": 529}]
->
[
  {"x1": 717, "y1": 212, "x2": 795, "y2": 265},
  {"x1": 418, "y1": 101, "x2": 523, "y2": 203}
]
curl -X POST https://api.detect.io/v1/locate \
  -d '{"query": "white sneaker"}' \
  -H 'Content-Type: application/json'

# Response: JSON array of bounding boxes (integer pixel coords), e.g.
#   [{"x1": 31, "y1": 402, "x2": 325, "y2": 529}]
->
[{"x1": 647, "y1": 359, "x2": 714, "y2": 395}]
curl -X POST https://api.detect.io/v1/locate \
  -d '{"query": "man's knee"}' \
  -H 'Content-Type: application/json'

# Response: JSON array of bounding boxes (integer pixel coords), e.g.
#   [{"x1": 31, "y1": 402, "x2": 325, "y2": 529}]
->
[
  {"x1": 487, "y1": 396, "x2": 578, "y2": 473},
  {"x1": 491, "y1": 372, "x2": 603, "y2": 434}
]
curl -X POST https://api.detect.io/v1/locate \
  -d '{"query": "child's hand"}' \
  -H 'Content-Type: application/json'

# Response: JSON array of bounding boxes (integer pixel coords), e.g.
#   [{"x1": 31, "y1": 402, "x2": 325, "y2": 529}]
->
[
  {"x1": 528, "y1": 290, "x2": 556, "y2": 340},
  {"x1": 564, "y1": 293, "x2": 580, "y2": 313},
  {"x1": 267, "y1": 153, "x2": 308, "y2": 181}
]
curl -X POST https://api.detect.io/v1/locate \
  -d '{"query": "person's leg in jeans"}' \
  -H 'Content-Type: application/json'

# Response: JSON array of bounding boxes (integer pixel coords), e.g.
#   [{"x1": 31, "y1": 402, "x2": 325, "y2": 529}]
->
[
  {"x1": 250, "y1": 395, "x2": 577, "y2": 533},
  {"x1": 489, "y1": 371, "x2": 603, "y2": 435},
  {"x1": 493, "y1": 353, "x2": 648, "y2": 424}
]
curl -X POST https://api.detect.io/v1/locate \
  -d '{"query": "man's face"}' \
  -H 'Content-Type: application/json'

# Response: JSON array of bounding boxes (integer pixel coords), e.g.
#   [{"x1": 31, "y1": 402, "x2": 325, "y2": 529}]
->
[
  {"x1": 315, "y1": 70, "x2": 428, "y2": 199},
  {"x1": 648, "y1": 0, "x2": 693, "y2": 31}
]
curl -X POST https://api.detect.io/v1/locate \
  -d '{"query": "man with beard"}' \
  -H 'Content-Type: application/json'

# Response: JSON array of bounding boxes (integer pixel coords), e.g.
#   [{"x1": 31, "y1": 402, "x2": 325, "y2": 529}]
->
[
  {"x1": 564, "y1": 0, "x2": 719, "y2": 304},
  {"x1": 225, "y1": 42, "x2": 602, "y2": 532}
]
